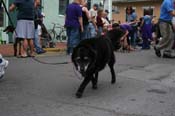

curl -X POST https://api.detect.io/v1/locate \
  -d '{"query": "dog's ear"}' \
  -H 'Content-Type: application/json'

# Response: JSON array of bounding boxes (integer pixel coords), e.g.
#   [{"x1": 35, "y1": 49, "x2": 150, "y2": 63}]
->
[{"x1": 3, "y1": 26, "x2": 15, "y2": 33}]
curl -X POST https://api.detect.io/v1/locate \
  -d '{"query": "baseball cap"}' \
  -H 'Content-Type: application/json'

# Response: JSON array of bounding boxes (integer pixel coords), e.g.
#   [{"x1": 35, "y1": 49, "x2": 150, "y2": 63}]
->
[{"x1": 93, "y1": 3, "x2": 98, "y2": 8}]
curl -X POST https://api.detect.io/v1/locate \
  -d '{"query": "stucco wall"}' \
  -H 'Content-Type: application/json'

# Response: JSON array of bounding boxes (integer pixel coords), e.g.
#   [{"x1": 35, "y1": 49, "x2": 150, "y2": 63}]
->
[
  {"x1": 42, "y1": 0, "x2": 66, "y2": 30},
  {"x1": 112, "y1": 1, "x2": 162, "y2": 23}
]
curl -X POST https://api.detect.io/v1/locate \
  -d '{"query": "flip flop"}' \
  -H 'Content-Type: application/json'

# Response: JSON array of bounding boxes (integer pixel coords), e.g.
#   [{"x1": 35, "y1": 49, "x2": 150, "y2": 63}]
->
[{"x1": 19, "y1": 55, "x2": 28, "y2": 58}]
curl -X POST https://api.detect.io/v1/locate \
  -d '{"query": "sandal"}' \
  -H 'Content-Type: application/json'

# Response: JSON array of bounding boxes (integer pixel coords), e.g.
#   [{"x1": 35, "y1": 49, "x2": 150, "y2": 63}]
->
[{"x1": 19, "y1": 55, "x2": 28, "y2": 58}]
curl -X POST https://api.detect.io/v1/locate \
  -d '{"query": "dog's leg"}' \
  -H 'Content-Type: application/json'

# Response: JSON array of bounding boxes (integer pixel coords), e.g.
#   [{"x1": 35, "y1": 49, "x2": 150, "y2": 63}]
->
[
  {"x1": 13, "y1": 39, "x2": 18, "y2": 56},
  {"x1": 19, "y1": 40, "x2": 22, "y2": 56},
  {"x1": 108, "y1": 54, "x2": 116, "y2": 84},
  {"x1": 91, "y1": 72, "x2": 98, "y2": 89},
  {"x1": 76, "y1": 77, "x2": 91, "y2": 98}
]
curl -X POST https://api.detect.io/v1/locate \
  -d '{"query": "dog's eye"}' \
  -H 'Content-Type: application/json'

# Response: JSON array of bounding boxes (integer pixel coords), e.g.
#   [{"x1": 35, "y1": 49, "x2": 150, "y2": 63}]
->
[{"x1": 75, "y1": 57, "x2": 81, "y2": 60}]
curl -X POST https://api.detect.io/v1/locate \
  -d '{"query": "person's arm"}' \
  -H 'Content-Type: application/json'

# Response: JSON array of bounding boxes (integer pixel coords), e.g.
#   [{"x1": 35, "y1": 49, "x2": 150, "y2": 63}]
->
[
  {"x1": 35, "y1": 0, "x2": 40, "y2": 7},
  {"x1": 82, "y1": 7, "x2": 90, "y2": 20},
  {"x1": 140, "y1": 18, "x2": 144, "y2": 27},
  {"x1": 79, "y1": 17, "x2": 84, "y2": 32},
  {"x1": 91, "y1": 18, "x2": 98, "y2": 32},
  {"x1": 9, "y1": 3, "x2": 16, "y2": 12},
  {"x1": 170, "y1": 10, "x2": 175, "y2": 16}
]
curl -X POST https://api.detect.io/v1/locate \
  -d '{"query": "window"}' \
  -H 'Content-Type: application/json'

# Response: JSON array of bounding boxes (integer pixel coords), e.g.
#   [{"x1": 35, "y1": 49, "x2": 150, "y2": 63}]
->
[
  {"x1": 142, "y1": 6, "x2": 154, "y2": 16},
  {"x1": 112, "y1": 6, "x2": 119, "y2": 14},
  {"x1": 59, "y1": 0, "x2": 69, "y2": 15}
]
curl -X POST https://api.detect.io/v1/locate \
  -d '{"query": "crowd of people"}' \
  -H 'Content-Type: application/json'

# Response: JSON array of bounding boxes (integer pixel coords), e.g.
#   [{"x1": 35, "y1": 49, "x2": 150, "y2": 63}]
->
[
  {"x1": 64, "y1": 0, "x2": 175, "y2": 59},
  {"x1": 64, "y1": 0, "x2": 155, "y2": 55},
  {"x1": 4, "y1": 0, "x2": 175, "y2": 58},
  {"x1": 65, "y1": 0, "x2": 113, "y2": 55}
]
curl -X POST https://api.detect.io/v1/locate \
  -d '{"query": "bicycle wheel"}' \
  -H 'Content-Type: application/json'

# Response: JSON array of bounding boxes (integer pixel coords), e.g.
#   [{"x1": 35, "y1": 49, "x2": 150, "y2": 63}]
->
[
  {"x1": 47, "y1": 29, "x2": 56, "y2": 48},
  {"x1": 47, "y1": 29, "x2": 56, "y2": 41},
  {"x1": 57, "y1": 30, "x2": 67, "y2": 42}
]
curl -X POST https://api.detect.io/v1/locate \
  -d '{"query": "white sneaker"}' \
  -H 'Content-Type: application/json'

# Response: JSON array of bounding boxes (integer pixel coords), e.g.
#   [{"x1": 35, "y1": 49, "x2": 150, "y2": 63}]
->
[
  {"x1": 0, "y1": 57, "x2": 9, "y2": 79},
  {"x1": 0, "y1": 65, "x2": 5, "y2": 79},
  {"x1": 4, "y1": 60, "x2": 9, "y2": 69}
]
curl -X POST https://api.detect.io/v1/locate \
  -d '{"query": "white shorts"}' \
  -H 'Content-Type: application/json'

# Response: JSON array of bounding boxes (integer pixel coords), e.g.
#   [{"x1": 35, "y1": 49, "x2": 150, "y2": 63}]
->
[{"x1": 15, "y1": 20, "x2": 34, "y2": 39}]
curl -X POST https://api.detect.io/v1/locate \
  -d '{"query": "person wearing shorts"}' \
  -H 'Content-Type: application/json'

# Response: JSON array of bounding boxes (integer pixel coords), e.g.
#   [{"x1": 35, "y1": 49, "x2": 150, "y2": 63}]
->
[{"x1": 9, "y1": 0, "x2": 35, "y2": 57}]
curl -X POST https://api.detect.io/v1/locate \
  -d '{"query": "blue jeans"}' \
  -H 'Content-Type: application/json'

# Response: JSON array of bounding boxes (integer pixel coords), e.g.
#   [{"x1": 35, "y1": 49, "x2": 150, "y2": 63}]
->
[
  {"x1": 88, "y1": 23, "x2": 96, "y2": 38},
  {"x1": 66, "y1": 27, "x2": 80, "y2": 55},
  {"x1": 81, "y1": 24, "x2": 89, "y2": 40},
  {"x1": 34, "y1": 29, "x2": 43, "y2": 52},
  {"x1": 97, "y1": 26, "x2": 103, "y2": 36}
]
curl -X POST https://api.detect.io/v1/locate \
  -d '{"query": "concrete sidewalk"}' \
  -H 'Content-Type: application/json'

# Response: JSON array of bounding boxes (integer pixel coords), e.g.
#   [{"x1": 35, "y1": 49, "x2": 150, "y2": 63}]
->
[{"x1": 0, "y1": 42, "x2": 67, "y2": 57}]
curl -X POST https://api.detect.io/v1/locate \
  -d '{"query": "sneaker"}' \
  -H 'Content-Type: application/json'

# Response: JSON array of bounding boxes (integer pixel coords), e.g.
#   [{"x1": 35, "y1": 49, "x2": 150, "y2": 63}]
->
[
  {"x1": 0, "y1": 59, "x2": 9, "y2": 79},
  {"x1": 0, "y1": 65, "x2": 5, "y2": 80},
  {"x1": 4, "y1": 60, "x2": 9, "y2": 69},
  {"x1": 0, "y1": 74, "x2": 4, "y2": 79},
  {"x1": 154, "y1": 46, "x2": 161, "y2": 57},
  {"x1": 36, "y1": 50, "x2": 46, "y2": 54}
]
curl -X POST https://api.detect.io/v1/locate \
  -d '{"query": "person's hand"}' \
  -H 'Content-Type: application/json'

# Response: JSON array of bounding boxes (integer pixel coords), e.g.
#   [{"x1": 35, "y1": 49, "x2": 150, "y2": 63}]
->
[{"x1": 81, "y1": 27, "x2": 84, "y2": 32}]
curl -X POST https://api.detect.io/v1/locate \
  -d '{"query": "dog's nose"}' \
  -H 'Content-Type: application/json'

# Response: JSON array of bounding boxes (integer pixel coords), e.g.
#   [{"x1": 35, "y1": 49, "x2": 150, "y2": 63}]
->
[{"x1": 80, "y1": 67, "x2": 84, "y2": 72}]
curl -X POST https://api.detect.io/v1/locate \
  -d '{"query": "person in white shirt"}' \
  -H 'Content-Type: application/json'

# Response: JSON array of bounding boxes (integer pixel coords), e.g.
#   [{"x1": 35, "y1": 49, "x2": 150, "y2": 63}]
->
[{"x1": 88, "y1": 4, "x2": 98, "y2": 38}]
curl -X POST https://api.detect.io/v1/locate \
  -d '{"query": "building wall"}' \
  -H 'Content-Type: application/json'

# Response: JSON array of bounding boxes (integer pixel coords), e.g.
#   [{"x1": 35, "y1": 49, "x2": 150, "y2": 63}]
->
[
  {"x1": 42, "y1": 0, "x2": 100, "y2": 31},
  {"x1": 42, "y1": 0, "x2": 65, "y2": 30},
  {"x1": 112, "y1": 1, "x2": 162, "y2": 23}
]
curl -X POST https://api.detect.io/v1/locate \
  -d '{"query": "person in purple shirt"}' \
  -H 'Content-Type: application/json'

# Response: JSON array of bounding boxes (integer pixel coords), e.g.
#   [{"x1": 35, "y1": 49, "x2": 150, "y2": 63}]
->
[
  {"x1": 154, "y1": 0, "x2": 175, "y2": 58},
  {"x1": 112, "y1": 23, "x2": 135, "y2": 51},
  {"x1": 120, "y1": 23, "x2": 135, "y2": 51},
  {"x1": 65, "y1": 0, "x2": 83, "y2": 55},
  {"x1": 140, "y1": 9, "x2": 152, "y2": 50}
]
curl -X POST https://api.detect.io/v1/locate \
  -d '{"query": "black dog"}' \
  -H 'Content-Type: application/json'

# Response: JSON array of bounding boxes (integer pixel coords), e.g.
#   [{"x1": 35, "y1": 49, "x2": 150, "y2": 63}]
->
[
  {"x1": 3, "y1": 26, "x2": 22, "y2": 56},
  {"x1": 72, "y1": 34, "x2": 122, "y2": 98}
]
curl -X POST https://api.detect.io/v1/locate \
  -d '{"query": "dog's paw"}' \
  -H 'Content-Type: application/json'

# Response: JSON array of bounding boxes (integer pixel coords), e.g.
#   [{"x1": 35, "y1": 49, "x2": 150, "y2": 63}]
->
[
  {"x1": 111, "y1": 80, "x2": 116, "y2": 84},
  {"x1": 76, "y1": 92, "x2": 82, "y2": 98}
]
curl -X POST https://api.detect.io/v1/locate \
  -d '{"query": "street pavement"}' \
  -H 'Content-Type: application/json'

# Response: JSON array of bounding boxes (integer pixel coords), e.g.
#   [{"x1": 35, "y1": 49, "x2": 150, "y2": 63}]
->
[{"x1": 0, "y1": 49, "x2": 175, "y2": 116}]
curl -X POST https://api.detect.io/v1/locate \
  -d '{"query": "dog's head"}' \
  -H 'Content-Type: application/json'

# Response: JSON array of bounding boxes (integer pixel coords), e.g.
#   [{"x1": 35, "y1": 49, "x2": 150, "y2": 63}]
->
[
  {"x1": 72, "y1": 45, "x2": 96, "y2": 77},
  {"x1": 3, "y1": 26, "x2": 15, "y2": 33},
  {"x1": 106, "y1": 28, "x2": 125, "y2": 50}
]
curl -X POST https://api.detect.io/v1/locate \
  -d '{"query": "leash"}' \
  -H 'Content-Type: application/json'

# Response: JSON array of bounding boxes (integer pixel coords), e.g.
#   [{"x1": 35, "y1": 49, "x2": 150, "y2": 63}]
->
[
  {"x1": 32, "y1": 56, "x2": 83, "y2": 80},
  {"x1": 31, "y1": 57, "x2": 71, "y2": 65}
]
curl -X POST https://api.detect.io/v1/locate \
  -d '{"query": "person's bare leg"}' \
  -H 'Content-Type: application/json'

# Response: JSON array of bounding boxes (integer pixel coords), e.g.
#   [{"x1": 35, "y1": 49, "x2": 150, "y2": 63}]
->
[
  {"x1": 22, "y1": 39, "x2": 28, "y2": 57},
  {"x1": 28, "y1": 39, "x2": 35, "y2": 56}
]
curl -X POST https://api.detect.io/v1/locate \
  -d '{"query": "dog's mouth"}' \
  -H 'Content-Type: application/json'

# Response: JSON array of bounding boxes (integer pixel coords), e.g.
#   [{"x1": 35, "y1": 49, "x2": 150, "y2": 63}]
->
[
  {"x1": 77, "y1": 64, "x2": 89, "y2": 77},
  {"x1": 80, "y1": 70, "x2": 86, "y2": 77}
]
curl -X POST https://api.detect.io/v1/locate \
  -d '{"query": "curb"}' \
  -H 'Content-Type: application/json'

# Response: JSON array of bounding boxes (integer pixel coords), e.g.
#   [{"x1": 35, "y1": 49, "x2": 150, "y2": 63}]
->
[{"x1": 43, "y1": 48, "x2": 66, "y2": 52}]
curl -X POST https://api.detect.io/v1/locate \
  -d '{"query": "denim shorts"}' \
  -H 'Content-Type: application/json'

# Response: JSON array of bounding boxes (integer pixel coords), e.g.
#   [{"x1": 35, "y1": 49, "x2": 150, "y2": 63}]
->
[{"x1": 66, "y1": 27, "x2": 81, "y2": 54}]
